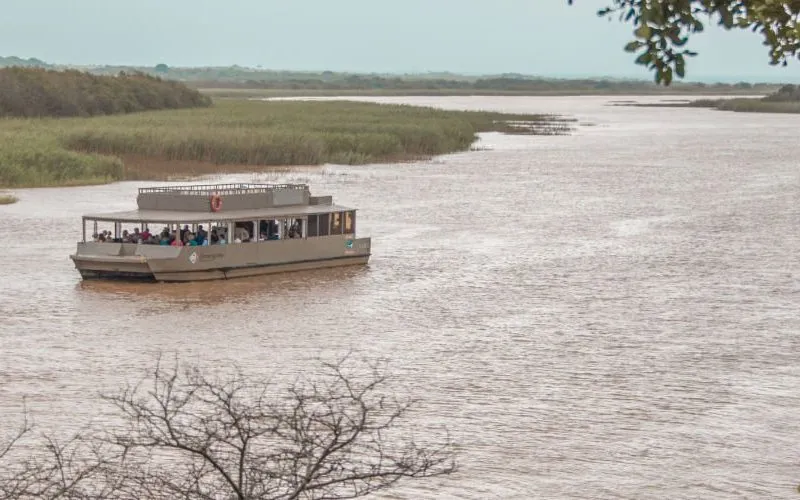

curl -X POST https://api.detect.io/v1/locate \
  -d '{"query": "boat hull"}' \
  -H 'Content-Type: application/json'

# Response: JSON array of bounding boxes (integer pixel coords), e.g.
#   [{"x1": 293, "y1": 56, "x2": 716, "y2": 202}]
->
[
  {"x1": 150, "y1": 255, "x2": 369, "y2": 282},
  {"x1": 71, "y1": 237, "x2": 371, "y2": 283}
]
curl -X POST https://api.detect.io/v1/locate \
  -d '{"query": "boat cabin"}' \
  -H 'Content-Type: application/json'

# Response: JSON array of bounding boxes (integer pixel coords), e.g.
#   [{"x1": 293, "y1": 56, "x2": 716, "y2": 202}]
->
[{"x1": 81, "y1": 183, "x2": 357, "y2": 247}]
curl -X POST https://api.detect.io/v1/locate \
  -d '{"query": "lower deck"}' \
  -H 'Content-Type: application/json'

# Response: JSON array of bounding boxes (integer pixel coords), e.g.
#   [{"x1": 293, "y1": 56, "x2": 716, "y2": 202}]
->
[
  {"x1": 75, "y1": 254, "x2": 369, "y2": 282},
  {"x1": 71, "y1": 235, "x2": 371, "y2": 282}
]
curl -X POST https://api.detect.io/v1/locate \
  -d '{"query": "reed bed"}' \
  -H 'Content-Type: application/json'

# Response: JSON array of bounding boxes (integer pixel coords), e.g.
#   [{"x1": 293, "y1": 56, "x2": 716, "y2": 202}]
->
[
  {"x1": 0, "y1": 193, "x2": 18, "y2": 204},
  {"x1": 0, "y1": 99, "x2": 573, "y2": 188},
  {"x1": 715, "y1": 98, "x2": 800, "y2": 113}
]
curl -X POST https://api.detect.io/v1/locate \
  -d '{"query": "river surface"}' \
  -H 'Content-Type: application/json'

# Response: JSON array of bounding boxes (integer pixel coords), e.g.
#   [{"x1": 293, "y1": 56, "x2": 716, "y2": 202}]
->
[{"x1": 1, "y1": 96, "x2": 799, "y2": 499}]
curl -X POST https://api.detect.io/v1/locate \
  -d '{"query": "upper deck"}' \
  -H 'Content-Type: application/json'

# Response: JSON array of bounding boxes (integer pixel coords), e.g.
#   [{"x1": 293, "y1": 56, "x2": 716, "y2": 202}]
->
[
  {"x1": 83, "y1": 183, "x2": 348, "y2": 223},
  {"x1": 137, "y1": 183, "x2": 328, "y2": 212}
]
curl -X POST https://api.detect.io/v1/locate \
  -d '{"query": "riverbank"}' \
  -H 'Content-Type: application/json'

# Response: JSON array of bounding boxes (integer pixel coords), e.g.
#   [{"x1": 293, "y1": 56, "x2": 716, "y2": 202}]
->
[{"x1": 0, "y1": 99, "x2": 573, "y2": 188}]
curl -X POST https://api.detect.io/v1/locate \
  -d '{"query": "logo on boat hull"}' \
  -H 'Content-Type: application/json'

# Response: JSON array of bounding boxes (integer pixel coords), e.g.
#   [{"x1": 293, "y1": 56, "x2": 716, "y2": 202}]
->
[
  {"x1": 188, "y1": 251, "x2": 198, "y2": 264},
  {"x1": 345, "y1": 239, "x2": 353, "y2": 249}
]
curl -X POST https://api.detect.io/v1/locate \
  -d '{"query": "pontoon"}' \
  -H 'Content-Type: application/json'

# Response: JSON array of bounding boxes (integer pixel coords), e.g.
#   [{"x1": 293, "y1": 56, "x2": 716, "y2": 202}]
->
[{"x1": 70, "y1": 183, "x2": 371, "y2": 282}]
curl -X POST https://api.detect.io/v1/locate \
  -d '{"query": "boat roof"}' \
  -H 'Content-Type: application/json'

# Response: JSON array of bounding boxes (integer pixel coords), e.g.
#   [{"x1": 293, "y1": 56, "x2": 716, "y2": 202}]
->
[
  {"x1": 137, "y1": 183, "x2": 308, "y2": 195},
  {"x1": 83, "y1": 204, "x2": 355, "y2": 223}
]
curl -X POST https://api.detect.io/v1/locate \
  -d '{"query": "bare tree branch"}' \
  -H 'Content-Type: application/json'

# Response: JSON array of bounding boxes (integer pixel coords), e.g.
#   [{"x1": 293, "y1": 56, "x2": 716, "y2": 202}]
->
[{"x1": 1, "y1": 354, "x2": 456, "y2": 499}]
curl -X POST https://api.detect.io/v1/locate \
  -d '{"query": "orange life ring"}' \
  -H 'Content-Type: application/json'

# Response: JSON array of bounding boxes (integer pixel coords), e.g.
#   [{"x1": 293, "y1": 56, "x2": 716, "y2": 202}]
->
[{"x1": 210, "y1": 193, "x2": 222, "y2": 212}]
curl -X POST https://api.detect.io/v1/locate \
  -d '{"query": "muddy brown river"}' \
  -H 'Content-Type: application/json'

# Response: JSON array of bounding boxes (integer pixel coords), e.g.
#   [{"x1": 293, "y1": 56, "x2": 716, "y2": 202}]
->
[{"x1": 1, "y1": 96, "x2": 799, "y2": 499}]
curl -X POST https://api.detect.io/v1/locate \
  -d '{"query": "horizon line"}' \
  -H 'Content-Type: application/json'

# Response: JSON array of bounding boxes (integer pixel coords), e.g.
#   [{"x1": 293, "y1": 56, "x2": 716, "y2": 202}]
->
[{"x1": 1, "y1": 55, "x2": 796, "y2": 85}]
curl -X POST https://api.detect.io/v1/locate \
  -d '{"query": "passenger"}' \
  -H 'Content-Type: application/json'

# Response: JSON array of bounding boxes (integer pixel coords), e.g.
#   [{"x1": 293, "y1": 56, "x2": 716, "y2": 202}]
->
[
  {"x1": 170, "y1": 231, "x2": 183, "y2": 246},
  {"x1": 180, "y1": 224, "x2": 190, "y2": 242},
  {"x1": 210, "y1": 230, "x2": 219, "y2": 245},
  {"x1": 218, "y1": 233, "x2": 227, "y2": 245},
  {"x1": 197, "y1": 225, "x2": 208, "y2": 242},
  {"x1": 234, "y1": 227, "x2": 250, "y2": 243},
  {"x1": 159, "y1": 233, "x2": 170, "y2": 246},
  {"x1": 185, "y1": 233, "x2": 198, "y2": 247}
]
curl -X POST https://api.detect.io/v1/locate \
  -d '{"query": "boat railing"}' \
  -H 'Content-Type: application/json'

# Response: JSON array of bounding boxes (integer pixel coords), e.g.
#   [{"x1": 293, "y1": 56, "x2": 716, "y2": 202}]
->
[{"x1": 138, "y1": 183, "x2": 308, "y2": 196}]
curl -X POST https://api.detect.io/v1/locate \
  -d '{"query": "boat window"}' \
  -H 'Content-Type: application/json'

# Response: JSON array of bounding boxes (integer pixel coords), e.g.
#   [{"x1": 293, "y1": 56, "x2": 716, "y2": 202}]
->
[
  {"x1": 258, "y1": 219, "x2": 281, "y2": 240},
  {"x1": 344, "y1": 211, "x2": 355, "y2": 234},
  {"x1": 330, "y1": 212, "x2": 342, "y2": 234},
  {"x1": 234, "y1": 221, "x2": 253, "y2": 242},
  {"x1": 287, "y1": 218, "x2": 303, "y2": 239},
  {"x1": 307, "y1": 215, "x2": 319, "y2": 237},
  {"x1": 318, "y1": 213, "x2": 330, "y2": 236}
]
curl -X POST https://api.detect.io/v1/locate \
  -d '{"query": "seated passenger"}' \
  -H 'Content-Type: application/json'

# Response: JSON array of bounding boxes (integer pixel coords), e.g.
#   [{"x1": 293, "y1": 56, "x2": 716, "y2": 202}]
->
[{"x1": 234, "y1": 227, "x2": 250, "y2": 243}]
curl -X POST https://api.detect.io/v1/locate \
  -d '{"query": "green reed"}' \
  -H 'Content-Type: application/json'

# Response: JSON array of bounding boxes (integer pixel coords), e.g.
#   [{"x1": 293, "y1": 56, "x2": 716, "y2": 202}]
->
[{"x1": 0, "y1": 99, "x2": 573, "y2": 188}]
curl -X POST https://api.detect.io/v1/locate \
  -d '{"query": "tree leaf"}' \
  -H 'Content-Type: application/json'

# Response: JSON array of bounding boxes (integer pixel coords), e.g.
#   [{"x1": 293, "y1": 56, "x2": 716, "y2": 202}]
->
[
  {"x1": 624, "y1": 41, "x2": 644, "y2": 52},
  {"x1": 663, "y1": 67, "x2": 673, "y2": 86},
  {"x1": 675, "y1": 57, "x2": 686, "y2": 78},
  {"x1": 634, "y1": 24, "x2": 652, "y2": 39},
  {"x1": 635, "y1": 51, "x2": 653, "y2": 65}
]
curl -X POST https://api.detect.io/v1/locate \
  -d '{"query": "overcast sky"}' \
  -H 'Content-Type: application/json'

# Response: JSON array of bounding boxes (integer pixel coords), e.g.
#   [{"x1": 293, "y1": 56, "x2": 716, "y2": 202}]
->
[{"x1": 3, "y1": 0, "x2": 800, "y2": 82}]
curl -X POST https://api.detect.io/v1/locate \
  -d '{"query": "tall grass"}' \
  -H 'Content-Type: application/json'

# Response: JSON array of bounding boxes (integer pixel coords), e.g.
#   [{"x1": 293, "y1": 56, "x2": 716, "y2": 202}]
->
[{"x1": 0, "y1": 100, "x2": 573, "y2": 187}]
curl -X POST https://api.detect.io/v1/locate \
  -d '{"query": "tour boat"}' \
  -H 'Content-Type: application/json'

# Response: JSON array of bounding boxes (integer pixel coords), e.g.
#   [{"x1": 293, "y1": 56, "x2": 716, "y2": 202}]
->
[{"x1": 70, "y1": 183, "x2": 371, "y2": 282}]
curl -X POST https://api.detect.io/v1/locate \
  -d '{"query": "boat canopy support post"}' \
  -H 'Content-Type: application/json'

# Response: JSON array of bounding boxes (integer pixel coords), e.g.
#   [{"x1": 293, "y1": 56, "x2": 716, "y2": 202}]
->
[{"x1": 82, "y1": 217, "x2": 86, "y2": 243}]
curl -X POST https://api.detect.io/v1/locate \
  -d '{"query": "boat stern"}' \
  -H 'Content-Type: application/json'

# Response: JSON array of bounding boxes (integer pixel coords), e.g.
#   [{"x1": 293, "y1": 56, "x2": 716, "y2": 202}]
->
[{"x1": 71, "y1": 243, "x2": 179, "y2": 281}]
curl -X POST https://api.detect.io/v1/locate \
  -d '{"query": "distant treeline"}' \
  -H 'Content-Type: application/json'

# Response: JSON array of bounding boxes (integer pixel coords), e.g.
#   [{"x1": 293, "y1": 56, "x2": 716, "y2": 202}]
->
[
  {"x1": 0, "y1": 56, "x2": 782, "y2": 95},
  {"x1": 187, "y1": 75, "x2": 775, "y2": 94},
  {"x1": 0, "y1": 68, "x2": 211, "y2": 118}
]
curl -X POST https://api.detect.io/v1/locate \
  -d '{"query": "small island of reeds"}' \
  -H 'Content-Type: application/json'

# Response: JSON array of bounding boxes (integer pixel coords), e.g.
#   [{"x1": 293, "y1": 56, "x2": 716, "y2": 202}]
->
[
  {"x1": 613, "y1": 84, "x2": 800, "y2": 114},
  {"x1": 0, "y1": 193, "x2": 18, "y2": 204},
  {"x1": 0, "y1": 98, "x2": 573, "y2": 188}
]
